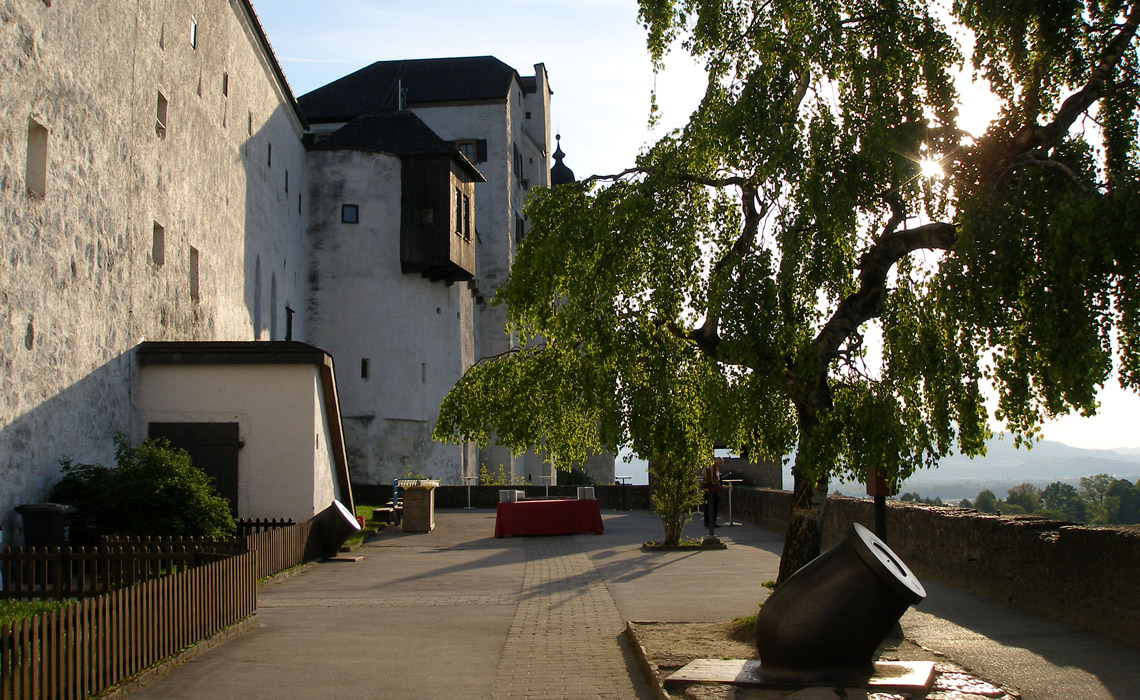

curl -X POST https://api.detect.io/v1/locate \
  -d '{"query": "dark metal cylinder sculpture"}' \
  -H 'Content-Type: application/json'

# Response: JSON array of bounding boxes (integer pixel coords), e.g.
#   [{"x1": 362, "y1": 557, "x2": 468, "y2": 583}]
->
[
  {"x1": 310, "y1": 499, "x2": 361, "y2": 559},
  {"x1": 755, "y1": 522, "x2": 926, "y2": 684}
]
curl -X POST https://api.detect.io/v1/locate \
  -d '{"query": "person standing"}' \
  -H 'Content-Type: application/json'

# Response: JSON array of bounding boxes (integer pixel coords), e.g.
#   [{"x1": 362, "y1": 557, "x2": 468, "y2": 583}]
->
[{"x1": 702, "y1": 457, "x2": 723, "y2": 527}]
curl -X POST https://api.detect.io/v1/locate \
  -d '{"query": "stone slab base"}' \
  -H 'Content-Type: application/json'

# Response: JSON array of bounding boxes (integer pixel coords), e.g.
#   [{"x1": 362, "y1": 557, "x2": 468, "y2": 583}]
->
[{"x1": 666, "y1": 659, "x2": 935, "y2": 691}]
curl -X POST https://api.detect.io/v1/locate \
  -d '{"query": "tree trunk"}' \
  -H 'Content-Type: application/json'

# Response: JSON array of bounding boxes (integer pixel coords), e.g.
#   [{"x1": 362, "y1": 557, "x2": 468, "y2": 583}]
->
[
  {"x1": 778, "y1": 371, "x2": 832, "y2": 584},
  {"x1": 778, "y1": 464, "x2": 829, "y2": 583}
]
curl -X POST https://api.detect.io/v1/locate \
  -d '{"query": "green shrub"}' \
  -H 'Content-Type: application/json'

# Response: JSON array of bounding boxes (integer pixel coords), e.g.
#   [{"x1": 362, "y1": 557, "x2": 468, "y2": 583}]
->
[
  {"x1": 478, "y1": 463, "x2": 526, "y2": 486},
  {"x1": 558, "y1": 467, "x2": 594, "y2": 486},
  {"x1": 649, "y1": 459, "x2": 701, "y2": 546},
  {"x1": 50, "y1": 434, "x2": 235, "y2": 540}
]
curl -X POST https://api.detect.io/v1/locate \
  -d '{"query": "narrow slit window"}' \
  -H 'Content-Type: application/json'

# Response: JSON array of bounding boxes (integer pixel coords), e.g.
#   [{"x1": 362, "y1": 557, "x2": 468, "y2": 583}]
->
[
  {"x1": 454, "y1": 189, "x2": 462, "y2": 235},
  {"x1": 156, "y1": 91, "x2": 168, "y2": 138},
  {"x1": 151, "y1": 222, "x2": 165, "y2": 265},
  {"x1": 341, "y1": 204, "x2": 359, "y2": 224},
  {"x1": 189, "y1": 247, "x2": 200, "y2": 301},
  {"x1": 189, "y1": 19, "x2": 197, "y2": 49},
  {"x1": 247, "y1": 111, "x2": 253, "y2": 136},
  {"x1": 361, "y1": 358, "x2": 370, "y2": 379},
  {"x1": 222, "y1": 72, "x2": 229, "y2": 97},
  {"x1": 298, "y1": 193, "x2": 302, "y2": 215},
  {"x1": 267, "y1": 142, "x2": 272, "y2": 167},
  {"x1": 26, "y1": 119, "x2": 47, "y2": 197},
  {"x1": 463, "y1": 194, "x2": 471, "y2": 240},
  {"x1": 284, "y1": 170, "x2": 289, "y2": 193}
]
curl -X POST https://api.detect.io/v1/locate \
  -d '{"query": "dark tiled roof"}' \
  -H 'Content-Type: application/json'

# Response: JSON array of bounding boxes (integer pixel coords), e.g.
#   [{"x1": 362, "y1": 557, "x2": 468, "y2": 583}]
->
[
  {"x1": 137, "y1": 341, "x2": 332, "y2": 366},
  {"x1": 311, "y1": 112, "x2": 484, "y2": 180},
  {"x1": 299, "y1": 56, "x2": 521, "y2": 123}
]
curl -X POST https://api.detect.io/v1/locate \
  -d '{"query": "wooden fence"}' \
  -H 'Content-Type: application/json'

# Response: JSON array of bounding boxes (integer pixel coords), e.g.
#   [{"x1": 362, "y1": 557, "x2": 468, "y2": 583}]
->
[
  {"x1": 0, "y1": 539, "x2": 240, "y2": 601},
  {"x1": 240, "y1": 520, "x2": 315, "y2": 580},
  {"x1": 0, "y1": 550, "x2": 256, "y2": 700},
  {"x1": 0, "y1": 518, "x2": 321, "y2": 698}
]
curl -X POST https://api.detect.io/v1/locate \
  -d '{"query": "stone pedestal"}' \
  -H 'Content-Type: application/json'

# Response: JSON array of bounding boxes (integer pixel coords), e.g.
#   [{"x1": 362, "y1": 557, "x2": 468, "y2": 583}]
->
[{"x1": 402, "y1": 485, "x2": 437, "y2": 533}]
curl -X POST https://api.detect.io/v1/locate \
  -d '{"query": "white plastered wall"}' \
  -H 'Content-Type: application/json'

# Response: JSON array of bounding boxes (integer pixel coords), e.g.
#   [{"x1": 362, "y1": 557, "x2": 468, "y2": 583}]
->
[
  {"x1": 137, "y1": 364, "x2": 339, "y2": 522},
  {"x1": 306, "y1": 149, "x2": 475, "y2": 485}
]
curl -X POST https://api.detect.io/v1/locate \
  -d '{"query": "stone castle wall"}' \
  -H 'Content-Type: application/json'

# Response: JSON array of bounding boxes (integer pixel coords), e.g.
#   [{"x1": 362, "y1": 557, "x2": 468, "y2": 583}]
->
[{"x1": 0, "y1": 1, "x2": 307, "y2": 540}]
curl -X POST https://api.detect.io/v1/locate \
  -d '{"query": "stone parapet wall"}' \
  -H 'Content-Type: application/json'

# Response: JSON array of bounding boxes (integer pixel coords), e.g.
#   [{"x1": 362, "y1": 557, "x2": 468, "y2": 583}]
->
[{"x1": 731, "y1": 487, "x2": 1140, "y2": 647}]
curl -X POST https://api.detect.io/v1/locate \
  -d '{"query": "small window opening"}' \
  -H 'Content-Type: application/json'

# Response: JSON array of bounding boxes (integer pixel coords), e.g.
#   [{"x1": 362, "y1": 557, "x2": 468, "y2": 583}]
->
[
  {"x1": 267, "y1": 142, "x2": 272, "y2": 167},
  {"x1": 525, "y1": 111, "x2": 531, "y2": 119},
  {"x1": 155, "y1": 91, "x2": 168, "y2": 138},
  {"x1": 189, "y1": 19, "x2": 197, "y2": 49},
  {"x1": 26, "y1": 119, "x2": 47, "y2": 196},
  {"x1": 152, "y1": 222, "x2": 165, "y2": 265},
  {"x1": 189, "y1": 247, "x2": 200, "y2": 301},
  {"x1": 247, "y1": 111, "x2": 253, "y2": 136},
  {"x1": 222, "y1": 72, "x2": 229, "y2": 96},
  {"x1": 341, "y1": 204, "x2": 359, "y2": 224},
  {"x1": 284, "y1": 170, "x2": 289, "y2": 193},
  {"x1": 361, "y1": 358, "x2": 370, "y2": 379},
  {"x1": 298, "y1": 193, "x2": 302, "y2": 215}
]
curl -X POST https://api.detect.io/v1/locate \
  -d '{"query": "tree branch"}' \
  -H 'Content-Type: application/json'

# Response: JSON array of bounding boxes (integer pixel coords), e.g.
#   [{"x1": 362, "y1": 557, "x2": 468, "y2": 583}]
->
[
  {"x1": 580, "y1": 167, "x2": 750, "y2": 190},
  {"x1": 999, "y1": 0, "x2": 1140, "y2": 165},
  {"x1": 814, "y1": 222, "x2": 957, "y2": 362},
  {"x1": 694, "y1": 187, "x2": 768, "y2": 351}
]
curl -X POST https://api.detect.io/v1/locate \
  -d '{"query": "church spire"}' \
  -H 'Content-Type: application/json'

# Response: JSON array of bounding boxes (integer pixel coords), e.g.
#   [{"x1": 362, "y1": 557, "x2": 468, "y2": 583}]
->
[{"x1": 550, "y1": 134, "x2": 575, "y2": 185}]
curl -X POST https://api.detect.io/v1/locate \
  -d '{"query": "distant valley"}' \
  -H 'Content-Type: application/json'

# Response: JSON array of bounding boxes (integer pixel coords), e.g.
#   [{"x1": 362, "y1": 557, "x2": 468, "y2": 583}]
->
[{"x1": 829, "y1": 436, "x2": 1140, "y2": 501}]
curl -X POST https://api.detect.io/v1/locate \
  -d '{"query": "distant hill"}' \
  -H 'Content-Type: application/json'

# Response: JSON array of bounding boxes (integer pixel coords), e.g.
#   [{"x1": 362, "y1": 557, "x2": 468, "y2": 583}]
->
[{"x1": 883, "y1": 435, "x2": 1140, "y2": 501}]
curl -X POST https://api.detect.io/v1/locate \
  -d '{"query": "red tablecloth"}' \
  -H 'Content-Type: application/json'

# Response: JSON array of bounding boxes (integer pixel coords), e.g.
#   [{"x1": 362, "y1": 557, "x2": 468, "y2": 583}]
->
[{"x1": 494, "y1": 499, "x2": 604, "y2": 537}]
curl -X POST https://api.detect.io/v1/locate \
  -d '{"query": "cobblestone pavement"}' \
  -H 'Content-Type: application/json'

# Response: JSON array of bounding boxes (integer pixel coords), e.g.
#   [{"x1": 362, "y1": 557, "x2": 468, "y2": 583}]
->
[
  {"x1": 114, "y1": 511, "x2": 660, "y2": 699},
  {"x1": 491, "y1": 535, "x2": 651, "y2": 699}
]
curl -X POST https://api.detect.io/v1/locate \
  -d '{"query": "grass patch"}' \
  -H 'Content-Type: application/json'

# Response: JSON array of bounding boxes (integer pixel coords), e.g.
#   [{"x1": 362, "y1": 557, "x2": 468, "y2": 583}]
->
[
  {"x1": 0, "y1": 599, "x2": 72, "y2": 626},
  {"x1": 340, "y1": 501, "x2": 392, "y2": 549},
  {"x1": 642, "y1": 536, "x2": 727, "y2": 551},
  {"x1": 733, "y1": 600, "x2": 767, "y2": 627}
]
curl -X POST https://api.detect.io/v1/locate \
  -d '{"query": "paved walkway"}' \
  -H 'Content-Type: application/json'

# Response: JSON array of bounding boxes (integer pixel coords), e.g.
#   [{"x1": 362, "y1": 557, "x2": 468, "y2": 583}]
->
[
  {"x1": 116, "y1": 509, "x2": 1140, "y2": 699},
  {"x1": 491, "y1": 536, "x2": 641, "y2": 698}
]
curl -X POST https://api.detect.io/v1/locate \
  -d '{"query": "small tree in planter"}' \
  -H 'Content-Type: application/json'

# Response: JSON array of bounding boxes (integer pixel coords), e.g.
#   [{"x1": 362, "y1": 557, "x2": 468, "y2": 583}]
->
[
  {"x1": 649, "y1": 458, "x2": 702, "y2": 546},
  {"x1": 50, "y1": 433, "x2": 235, "y2": 541},
  {"x1": 437, "y1": 328, "x2": 721, "y2": 547}
]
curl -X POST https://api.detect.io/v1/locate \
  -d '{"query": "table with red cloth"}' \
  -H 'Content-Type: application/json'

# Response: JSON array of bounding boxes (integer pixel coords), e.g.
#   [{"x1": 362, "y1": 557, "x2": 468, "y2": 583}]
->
[{"x1": 493, "y1": 499, "x2": 604, "y2": 537}]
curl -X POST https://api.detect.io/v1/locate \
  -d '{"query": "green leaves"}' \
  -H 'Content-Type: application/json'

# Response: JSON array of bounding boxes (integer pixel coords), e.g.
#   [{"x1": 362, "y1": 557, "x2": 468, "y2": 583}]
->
[
  {"x1": 49, "y1": 434, "x2": 235, "y2": 540},
  {"x1": 437, "y1": 0, "x2": 1139, "y2": 521}
]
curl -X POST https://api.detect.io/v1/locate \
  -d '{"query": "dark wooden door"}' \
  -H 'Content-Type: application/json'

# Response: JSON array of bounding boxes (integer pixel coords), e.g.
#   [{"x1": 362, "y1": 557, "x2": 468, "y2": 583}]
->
[{"x1": 148, "y1": 422, "x2": 241, "y2": 514}]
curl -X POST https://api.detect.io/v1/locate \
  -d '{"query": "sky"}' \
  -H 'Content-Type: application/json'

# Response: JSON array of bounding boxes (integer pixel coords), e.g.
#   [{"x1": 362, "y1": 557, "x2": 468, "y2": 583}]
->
[{"x1": 253, "y1": 1, "x2": 1140, "y2": 454}]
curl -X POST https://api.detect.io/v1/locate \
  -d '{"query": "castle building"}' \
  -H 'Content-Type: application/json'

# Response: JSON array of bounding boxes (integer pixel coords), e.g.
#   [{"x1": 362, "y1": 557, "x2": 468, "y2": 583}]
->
[
  {"x1": 0, "y1": 1, "x2": 609, "y2": 542},
  {"x1": 298, "y1": 57, "x2": 555, "y2": 485}
]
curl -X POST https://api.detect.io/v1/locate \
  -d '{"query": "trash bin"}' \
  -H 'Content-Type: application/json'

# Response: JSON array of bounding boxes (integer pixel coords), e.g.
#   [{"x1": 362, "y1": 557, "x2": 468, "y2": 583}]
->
[{"x1": 15, "y1": 503, "x2": 78, "y2": 549}]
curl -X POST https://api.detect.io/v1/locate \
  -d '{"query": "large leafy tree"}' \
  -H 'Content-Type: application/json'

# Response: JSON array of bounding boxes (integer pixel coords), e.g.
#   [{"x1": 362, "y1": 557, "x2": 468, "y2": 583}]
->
[{"x1": 437, "y1": 0, "x2": 1140, "y2": 579}]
